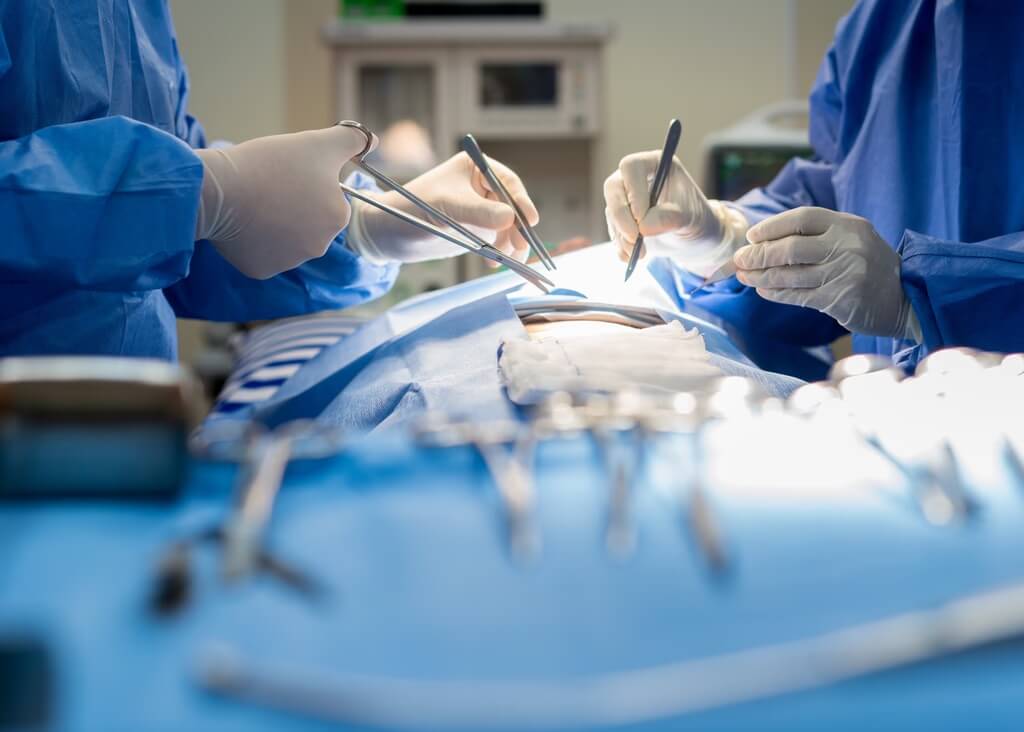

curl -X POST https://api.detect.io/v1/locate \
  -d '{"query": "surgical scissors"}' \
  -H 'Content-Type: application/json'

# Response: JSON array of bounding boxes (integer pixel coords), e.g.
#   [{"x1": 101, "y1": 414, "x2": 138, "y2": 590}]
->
[{"x1": 336, "y1": 120, "x2": 555, "y2": 293}]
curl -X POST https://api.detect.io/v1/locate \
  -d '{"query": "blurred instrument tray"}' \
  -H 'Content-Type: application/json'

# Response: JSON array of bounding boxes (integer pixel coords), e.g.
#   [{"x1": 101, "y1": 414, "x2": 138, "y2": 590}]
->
[{"x1": 0, "y1": 357, "x2": 203, "y2": 500}]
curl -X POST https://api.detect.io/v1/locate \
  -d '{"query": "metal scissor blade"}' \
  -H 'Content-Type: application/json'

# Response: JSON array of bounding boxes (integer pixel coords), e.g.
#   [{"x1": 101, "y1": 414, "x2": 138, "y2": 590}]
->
[
  {"x1": 340, "y1": 183, "x2": 554, "y2": 292},
  {"x1": 475, "y1": 240, "x2": 554, "y2": 290},
  {"x1": 356, "y1": 160, "x2": 497, "y2": 254},
  {"x1": 461, "y1": 134, "x2": 556, "y2": 271},
  {"x1": 341, "y1": 182, "x2": 480, "y2": 255}
]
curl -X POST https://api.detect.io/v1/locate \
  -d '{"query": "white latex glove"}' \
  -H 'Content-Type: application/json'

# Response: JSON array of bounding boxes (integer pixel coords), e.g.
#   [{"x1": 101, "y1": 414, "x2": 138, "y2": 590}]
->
[
  {"x1": 603, "y1": 151, "x2": 749, "y2": 277},
  {"x1": 734, "y1": 207, "x2": 923, "y2": 341},
  {"x1": 346, "y1": 152, "x2": 538, "y2": 265},
  {"x1": 194, "y1": 125, "x2": 373, "y2": 280}
]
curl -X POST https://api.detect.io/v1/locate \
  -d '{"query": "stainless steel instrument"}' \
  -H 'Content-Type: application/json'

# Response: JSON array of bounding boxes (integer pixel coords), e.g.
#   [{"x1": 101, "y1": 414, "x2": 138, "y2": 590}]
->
[
  {"x1": 624, "y1": 118, "x2": 682, "y2": 282},
  {"x1": 461, "y1": 133, "x2": 556, "y2": 271},
  {"x1": 336, "y1": 120, "x2": 555, "y2": 293}
]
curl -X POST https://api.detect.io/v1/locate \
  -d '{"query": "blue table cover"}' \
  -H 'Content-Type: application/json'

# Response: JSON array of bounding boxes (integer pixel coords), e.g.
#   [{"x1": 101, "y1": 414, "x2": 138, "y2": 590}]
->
[
  {"x1": 5, "y1": 246, "x2": 1019, "y2": 731},
  {"x1": 3, "y1": 427, "x2": 1024, "y2": 731},
  {"x1": 209, "y1": 244, "x2": 803, "y2": 433}
]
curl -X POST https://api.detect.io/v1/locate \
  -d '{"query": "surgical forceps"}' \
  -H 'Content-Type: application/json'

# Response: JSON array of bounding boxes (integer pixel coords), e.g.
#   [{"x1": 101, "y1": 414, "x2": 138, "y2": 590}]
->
[
  {"x1": 461, "y1": 134, "x2": 556, "y2": 271},
  {"x1": 830, "y1": 354, "x2": 975, "y2": 524},
  {"x1": 415, "y1": 415, "x2": 540, "y2": 560},
  {"x1": 624, "y1": 118, "x2": 682, "y2": 282},
  {"x1": 577, "y1": 394, "x2": 643, "y2": 558},
  {"x1": 336, "y1": 120, "x2": 555, "y2": 293},
  {"x1": 151, "y1": 422, "x2": 323, "y2": 616},
  {"x1": 222, "y1": 422, "x2": 309, "y2": 582}
]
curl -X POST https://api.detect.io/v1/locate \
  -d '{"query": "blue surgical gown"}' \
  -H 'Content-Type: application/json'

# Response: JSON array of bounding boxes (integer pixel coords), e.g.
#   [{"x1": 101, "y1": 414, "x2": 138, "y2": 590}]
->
[
  {"x1": 0, "y1": 1, "x2": 397, "y2": 360},
  {"x1": 655, "y1": 0, "x2": 1024, "y2": 379}
]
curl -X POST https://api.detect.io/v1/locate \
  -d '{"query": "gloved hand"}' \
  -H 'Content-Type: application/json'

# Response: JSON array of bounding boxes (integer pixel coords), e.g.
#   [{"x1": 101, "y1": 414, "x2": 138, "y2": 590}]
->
[
  {"x1": 603, "y1": 151, "x2": 749, "y2": 277},
  {"x1": 194, "y1": 125, "x2": 374, "y2": 279},
  {"x1": 346, "y1": 152, "x2": 538, "y2": 265},
  {"x1": 734, "y1": 206, "x2": 922, "y2": 341}
]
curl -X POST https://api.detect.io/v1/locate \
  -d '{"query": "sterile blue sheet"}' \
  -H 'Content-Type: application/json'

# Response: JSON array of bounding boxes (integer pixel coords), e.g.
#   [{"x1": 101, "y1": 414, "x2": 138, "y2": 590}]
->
[
  {"x1": 207, "y1": 244, "x2": 804, "y2": 433},
  {"x1": 3, "y1": 427, "x2": 1024, "y2": 731},
  {"x1": 255, "y1": 291, "x2": 524, "y2": 431}
]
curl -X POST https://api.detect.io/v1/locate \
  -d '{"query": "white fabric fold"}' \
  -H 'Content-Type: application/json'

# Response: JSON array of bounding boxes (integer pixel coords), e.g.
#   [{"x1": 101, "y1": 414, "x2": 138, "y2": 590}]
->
[{"x1": 499, "y1": 321, "x2": 721, "y2": 404}]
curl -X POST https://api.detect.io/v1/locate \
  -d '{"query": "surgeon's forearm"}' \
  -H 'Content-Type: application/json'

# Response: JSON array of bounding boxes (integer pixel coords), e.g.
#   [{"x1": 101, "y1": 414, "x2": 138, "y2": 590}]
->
[
  {"x1": 900, "y1": 228, "x2": 1024, "y2": 354},
  {"x1": 0, "y1": 117, "x2": 201, "y2": 290}
]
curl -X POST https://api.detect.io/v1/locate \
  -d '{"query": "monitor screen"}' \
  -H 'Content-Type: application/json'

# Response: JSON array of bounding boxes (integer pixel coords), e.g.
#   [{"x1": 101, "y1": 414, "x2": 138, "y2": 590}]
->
[
  {"x1": 709, "y1": 146, "x2": 812, "y2": 201},
  {"x1": 480, "y1": 63, "x2": 559, "y2": 107}
]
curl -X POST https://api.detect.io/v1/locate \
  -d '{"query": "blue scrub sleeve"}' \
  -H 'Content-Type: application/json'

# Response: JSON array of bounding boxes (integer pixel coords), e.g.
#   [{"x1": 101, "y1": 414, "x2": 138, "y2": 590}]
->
[
  {"x1": 174, "y1": 59, "x2": 207, "y2": 151},
  {"x1": 663, "y1": 40, "x2": 849, "y2": 379},
  {"x1": 0, "y1": 116, "x2": 202, "y2": 291},
  {"x1": 165, "y1": 171, "x2": 399, "y2": 321},
  {"x1": 657, "y1": 155, "x2": 846, "y2": 379},
  {"x1": 165, "y1": 236, "x2": 398, "y2": 322},
  {"x1": 900, "y1": 230, "x2": 1024, "y2": 356}
]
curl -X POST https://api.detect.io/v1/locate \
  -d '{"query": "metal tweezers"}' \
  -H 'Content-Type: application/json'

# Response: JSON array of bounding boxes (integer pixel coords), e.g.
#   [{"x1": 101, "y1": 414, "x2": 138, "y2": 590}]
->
[
  {"x1": 461, "y1": 133, "x2": 556, "y2": 271},
  {"x1": 336, "y1": 120, "x2": 554, "y2": 293},
  {"x1": 624, "y1": 118, "x2": 682, "y2": 282}
]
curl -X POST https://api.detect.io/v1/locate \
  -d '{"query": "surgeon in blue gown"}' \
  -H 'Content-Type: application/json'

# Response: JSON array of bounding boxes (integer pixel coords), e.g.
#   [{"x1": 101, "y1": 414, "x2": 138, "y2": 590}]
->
[
  {"x1": 0, "y1": 1, "x2": 539, "y2": 360},
  {"x1": 606, "y1": 0, "x2": 1024, "y2": 380}
]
